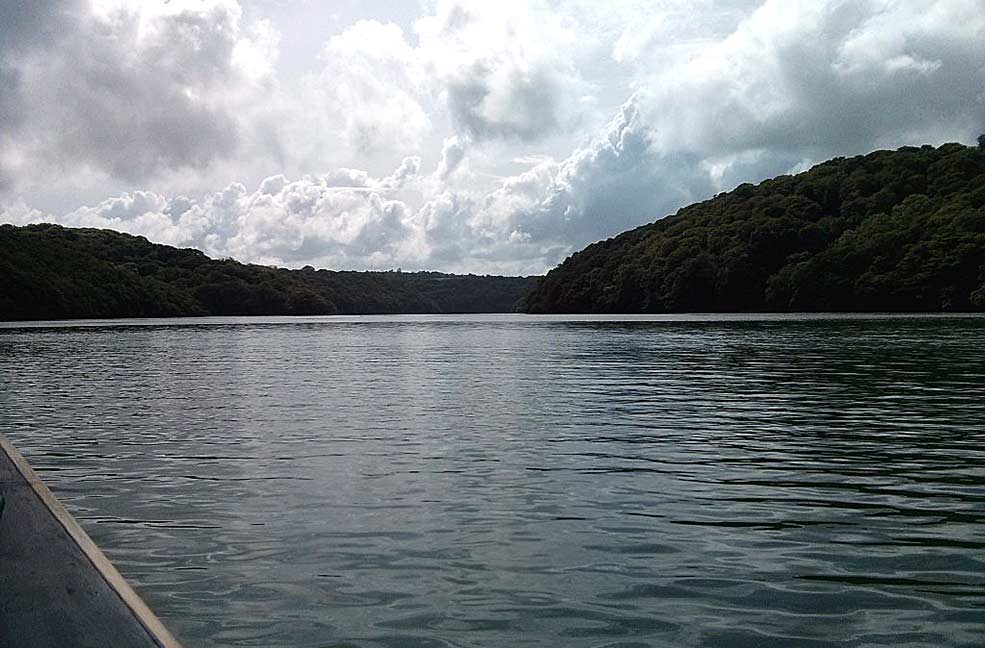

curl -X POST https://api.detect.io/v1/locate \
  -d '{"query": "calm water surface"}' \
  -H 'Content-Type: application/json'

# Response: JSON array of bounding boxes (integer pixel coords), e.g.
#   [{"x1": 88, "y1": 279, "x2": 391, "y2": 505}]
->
[{"x1": 1, "y1": 314, "x2": 984, "y2": 647}]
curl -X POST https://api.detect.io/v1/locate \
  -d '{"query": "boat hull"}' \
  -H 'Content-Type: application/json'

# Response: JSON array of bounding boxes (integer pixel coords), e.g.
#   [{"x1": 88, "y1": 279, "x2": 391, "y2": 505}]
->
[{"x1": 0, "y1": 435, "x2": 181, "y2": 648}]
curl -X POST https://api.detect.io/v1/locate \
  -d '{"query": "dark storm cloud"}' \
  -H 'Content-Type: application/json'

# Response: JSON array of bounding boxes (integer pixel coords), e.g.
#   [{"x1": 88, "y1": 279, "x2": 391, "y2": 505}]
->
[
  {"x1": 0, "y1": 1, "x2": 269, "y2": 189},
  {"x1": 0, "y1": 0, "x2": 78, "y2": 51},
  {"x1": 37, "y1": 4, "x2": 245, "y2": 180},
  {"x1": 0, "y1": 0, "x2": 82, "y2": 186}
]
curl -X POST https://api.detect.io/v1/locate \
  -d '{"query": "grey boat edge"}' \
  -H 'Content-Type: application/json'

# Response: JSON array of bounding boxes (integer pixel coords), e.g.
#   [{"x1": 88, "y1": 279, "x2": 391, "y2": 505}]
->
[{"x1": 0, "y1": 433, "x2": 182, "y2": 648}]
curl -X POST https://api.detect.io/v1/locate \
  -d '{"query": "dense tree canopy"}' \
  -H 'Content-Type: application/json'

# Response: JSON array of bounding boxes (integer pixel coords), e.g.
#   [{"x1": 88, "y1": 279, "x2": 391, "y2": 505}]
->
[
  {"x1": 0, "y1": 225, "x2": 537, "y2": 320},
  {"x1": 524, "y1": 143, "x2": 985, "y2": 313}
]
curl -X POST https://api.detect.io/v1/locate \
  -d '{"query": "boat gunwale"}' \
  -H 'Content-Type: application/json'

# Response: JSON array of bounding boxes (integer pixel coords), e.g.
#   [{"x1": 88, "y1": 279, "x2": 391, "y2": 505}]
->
[{"x1": 0, "y1": 433, "x2": 182, "y2": 648}]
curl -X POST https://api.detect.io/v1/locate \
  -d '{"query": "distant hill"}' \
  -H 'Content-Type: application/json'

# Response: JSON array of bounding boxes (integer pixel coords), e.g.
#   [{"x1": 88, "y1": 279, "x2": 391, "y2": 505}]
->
[
  {"x1": 0, "y1": 224, "x2": 539, "y2": 320},
  {"x1": 523, "y1": 143, "x2": 985, "y2": 313}
]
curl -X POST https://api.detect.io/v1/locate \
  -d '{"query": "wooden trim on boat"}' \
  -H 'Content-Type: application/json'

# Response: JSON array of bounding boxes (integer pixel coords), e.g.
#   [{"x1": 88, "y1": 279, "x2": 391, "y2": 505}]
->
[{"x1": 0, "y1": 434, "x2": 183, "y2": 648}]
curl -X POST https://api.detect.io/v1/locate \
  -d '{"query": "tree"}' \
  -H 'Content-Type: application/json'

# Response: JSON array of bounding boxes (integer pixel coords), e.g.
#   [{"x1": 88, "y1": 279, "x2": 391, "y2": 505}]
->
[
  {"x1": 523, "y1": 143, "x2": 985, "y2": 313},
  {"x1": 0, "y1": 224, "x2": 539, "y2": 320},
  {"x1": 979, "y1": 134, "x2": 985, "y2": 149}
]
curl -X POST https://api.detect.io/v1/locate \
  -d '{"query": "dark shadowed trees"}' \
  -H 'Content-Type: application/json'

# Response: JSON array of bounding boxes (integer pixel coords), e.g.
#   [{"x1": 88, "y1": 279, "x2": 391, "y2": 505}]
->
[
  {"x1": 524, "y1": 143, "x2": 985, "y2": 313},
  {"x1": 0, "y1": 226, "x2": 539, "y2": 320}
]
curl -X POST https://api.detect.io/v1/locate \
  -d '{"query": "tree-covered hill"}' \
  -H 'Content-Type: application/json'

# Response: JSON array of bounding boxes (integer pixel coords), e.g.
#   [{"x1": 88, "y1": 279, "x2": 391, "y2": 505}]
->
[
  {"x1": 524, "y1": 143, "x2": 985, "y2": 313},
  {"x1": 0, "y1": 224, "x2": 538, "y2": 320}
]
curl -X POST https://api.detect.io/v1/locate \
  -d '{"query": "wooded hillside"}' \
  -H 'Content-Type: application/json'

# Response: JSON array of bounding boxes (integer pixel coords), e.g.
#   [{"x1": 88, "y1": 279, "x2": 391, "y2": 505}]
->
[
  {"x1": 0, "y1": 224, "x2": 537, "y2": 320},
  {"x1": 524, "y1": 143, "x2": 985, "y2": 313}
]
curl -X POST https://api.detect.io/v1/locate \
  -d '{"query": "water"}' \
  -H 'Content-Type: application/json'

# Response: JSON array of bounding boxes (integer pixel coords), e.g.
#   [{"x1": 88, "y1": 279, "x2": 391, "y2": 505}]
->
[{"x1": 1, "y1": 314, "x2": 984, "y2": 647}]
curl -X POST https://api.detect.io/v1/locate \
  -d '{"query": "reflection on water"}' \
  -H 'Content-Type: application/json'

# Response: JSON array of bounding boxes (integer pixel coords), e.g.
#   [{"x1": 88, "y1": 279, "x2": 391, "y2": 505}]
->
[{"x1": 1, "y1": 314, "x2": 984, "y2": 647}]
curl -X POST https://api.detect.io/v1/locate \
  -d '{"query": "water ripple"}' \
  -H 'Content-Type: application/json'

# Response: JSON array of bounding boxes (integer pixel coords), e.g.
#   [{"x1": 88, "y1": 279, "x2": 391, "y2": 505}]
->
[{"x1": 1, "y1": 314, "x2": 984, "y2": 647}]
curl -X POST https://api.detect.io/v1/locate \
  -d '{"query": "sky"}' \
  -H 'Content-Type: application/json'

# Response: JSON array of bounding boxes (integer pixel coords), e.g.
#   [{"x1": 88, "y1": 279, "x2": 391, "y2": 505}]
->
[{"x1": 1, "y1": 0, "x2": 983, "y2": 275}]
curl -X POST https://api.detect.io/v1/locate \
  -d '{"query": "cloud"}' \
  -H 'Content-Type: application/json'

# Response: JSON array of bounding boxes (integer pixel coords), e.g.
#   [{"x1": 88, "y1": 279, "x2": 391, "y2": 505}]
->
[
  {"x1": 0, "y1": 198, "x2": 48, "y2": 227},
  {"x1": 0, "y1": 0, "x2": 277, "y2": 191},
  {"x1": 218, "y1": 179, "x2": 418, "y2": 268},
  {"x1": 417, "y1": 0, "x2": 985, "y2": 271},
  {"x1": 0, "y1": 0, "x2": 80, "y2": 187},
  {"x1": 435, "y1": 137, "x2": 467, "y2": 181},
  {"x1": 415, "y1": 1, "x2": 587, "y2": 143},
  {"x1": 383, "y1": 157, "x2": 422, "y2": 189},
  {"x1": 295, "y1": 20, "x2": 431, "y2": 161},
  {"x1": 451, "y1": 0, "x2": 985, "y2": 271},
  {"x1": 10, "y1": 160, "x2": 426, "y2": 271},
  {"x1": 3, "y1": 0, "x2": 985, "y2": 276},
  {"x1": 428, "y1": 99, "x2": 717, "y2": 270},
  {"x1": 285, "y1": 1, "x2": 591, "y2": 174},
  {"x1": 415, "y1": 191, "x2": 477, "y2": 265},
  {"x1": 519, "y1": 102, "x2": 713, "y2": 243},
  {"x1": 634, "y1": 0, "x2": 985, "y2": 160}
]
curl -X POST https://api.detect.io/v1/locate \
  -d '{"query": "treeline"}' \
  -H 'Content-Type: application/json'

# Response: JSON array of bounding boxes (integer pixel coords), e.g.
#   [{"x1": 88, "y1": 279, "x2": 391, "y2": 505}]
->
[
  {"x1": 524, "y1": 143, "x2": 985, "y2": 313},
  {"x1": 0, "y1": 224, "x2": 538, "y2": 320}
]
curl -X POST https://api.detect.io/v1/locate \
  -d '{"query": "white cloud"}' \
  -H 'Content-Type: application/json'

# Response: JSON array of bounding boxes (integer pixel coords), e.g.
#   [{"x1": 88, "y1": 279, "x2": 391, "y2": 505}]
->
[
  {"x1": 634, "y1": 0, "x2": 985, "y2": 159},
  {"x1": 294, "y1": 20, "x2": 431, "y2": 162},
  {"x1": 434, "y1": 136, "x2": 467, "y2": 183},
  {"x1": 0, "y1": 198, "x2": 48, "y2": 227},
  {"x1": 383, "y1": 157, "x2": 422, "y2": 189},
  {"x1": 414, "y1": 1, "x2": 588, "y2": 143},
  {"x1": 0, "y1": 0, "x2": 279, "y2": 193},
  {"x1": 280, "y1": 1, "x2": 593, "y2": 179},
  {"x1": 2, "y1": 0, "x2": 984, "y2": 275},
  {"x1": 11, "y1": 161, "x2": 426, "y2": 271},
  {"x1": 447, "y1": 0, "x2": 985, "y2": 270}
]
